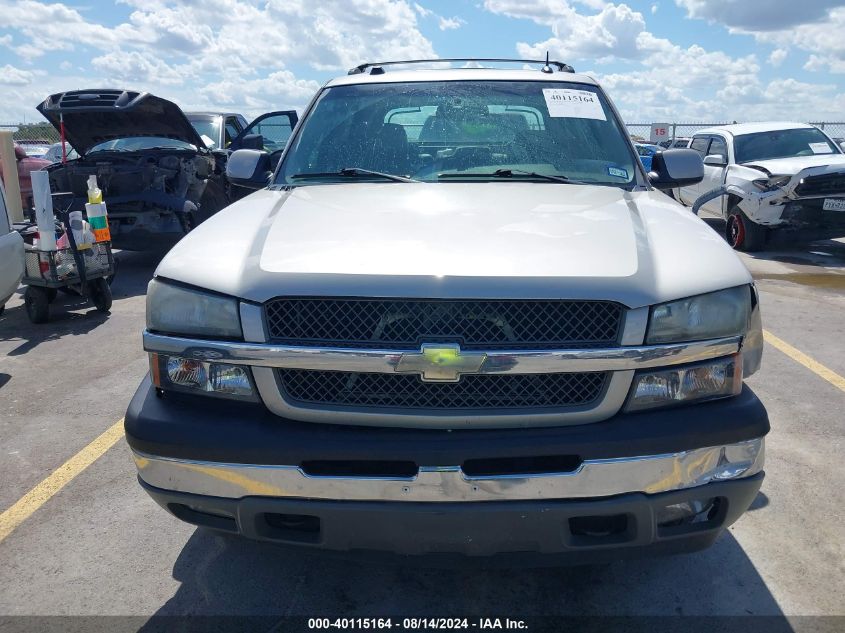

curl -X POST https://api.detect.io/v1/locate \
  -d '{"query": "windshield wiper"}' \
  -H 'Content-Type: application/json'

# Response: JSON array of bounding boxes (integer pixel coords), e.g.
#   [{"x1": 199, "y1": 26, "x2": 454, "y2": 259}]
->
[
  {"x1": 437, "y1": 169, "x2": 584, "y2": 184},
  {"x1": 291, "y1": 167, "x2": 418, "y2": 183}
]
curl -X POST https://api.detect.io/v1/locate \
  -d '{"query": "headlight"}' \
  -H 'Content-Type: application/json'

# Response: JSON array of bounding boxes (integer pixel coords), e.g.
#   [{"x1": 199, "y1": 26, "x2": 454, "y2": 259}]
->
[
  {"x1": 150, "y1": 353, "x2": 257, "y2": 401},
  {"x1": 626, "y1": 355, "x2": 742, "y2": 412},
  {"x1": 646, "y1": 286, "x2": 750, "y2": 344},
  {"x1": 751, "y1": 175, "x2": 790, "y2": 192},
  {"x1": 146, "y1": 279, "x2": 241, "y2": 338}
]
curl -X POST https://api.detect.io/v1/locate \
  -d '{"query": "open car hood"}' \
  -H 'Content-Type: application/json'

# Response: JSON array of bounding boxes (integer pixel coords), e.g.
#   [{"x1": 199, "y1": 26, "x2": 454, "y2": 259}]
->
[{"x1": 36, "y1": 89, "x2": 207, "y2": 155}]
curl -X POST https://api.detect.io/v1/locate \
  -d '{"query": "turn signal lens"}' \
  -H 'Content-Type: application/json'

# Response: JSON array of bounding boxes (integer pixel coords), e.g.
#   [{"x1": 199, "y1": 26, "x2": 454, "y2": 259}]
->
[
  {"x1": 166, "y1": 357, "x2": 207, "y2": 388},
  {"x1": 150, "y1": 353, "x2": 257, "y2": 401},
  {"x1": 626, "y1": 355, "x2": 741, "y2": 411}
]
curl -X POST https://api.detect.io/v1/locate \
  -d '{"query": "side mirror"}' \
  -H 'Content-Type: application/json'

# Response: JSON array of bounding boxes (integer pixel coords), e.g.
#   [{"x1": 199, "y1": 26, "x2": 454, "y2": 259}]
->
[
  {"x1": 648, "y1": 149, "x2": 704, "y2": 190},
  {"x1": 14, "y1": 145, "x2": 27, "y2": 161},
  {"x1": 226, "y1": 149, "x2": 272, "y2": 189},
  {"x1": 236, "y1": 134, "x2": 264, "y2": 151},
  {"x1": 704, "y1": 154, "x2": 727, "y2": 167}
]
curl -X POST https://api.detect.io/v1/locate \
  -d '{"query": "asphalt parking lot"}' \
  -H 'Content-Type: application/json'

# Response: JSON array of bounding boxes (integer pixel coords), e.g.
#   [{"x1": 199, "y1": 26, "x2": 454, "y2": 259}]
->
[{"x1": 0, "y1": 217, "x2": 843, "y2": 626}]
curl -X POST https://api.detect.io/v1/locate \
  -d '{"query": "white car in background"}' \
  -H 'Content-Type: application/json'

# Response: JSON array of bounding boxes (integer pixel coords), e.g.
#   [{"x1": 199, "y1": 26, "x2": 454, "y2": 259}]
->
[
  {"x1": 0, "y1": 183, "x2": 24, "y2": 316},
  {"x1": 42, "y1": 142, "x2": 79, "y2": 164},
  {"x1": 676, "y1": 122, "x2": 845, "y2": 251}
]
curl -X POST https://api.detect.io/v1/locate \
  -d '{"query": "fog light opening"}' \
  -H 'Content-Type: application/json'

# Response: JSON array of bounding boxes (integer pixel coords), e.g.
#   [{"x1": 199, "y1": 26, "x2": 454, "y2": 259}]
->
[
  {"x1": 657, "y1": 497, "x2": 722, "y2": 529},
  {"x1": 568, "y1": 513, "x2": 634, "y2": 546}
]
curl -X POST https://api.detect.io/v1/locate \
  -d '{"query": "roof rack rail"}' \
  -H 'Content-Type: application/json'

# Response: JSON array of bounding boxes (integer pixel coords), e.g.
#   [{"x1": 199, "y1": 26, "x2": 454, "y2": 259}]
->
[{"x1": 347, "y1": 57, "x2": 575, "y2": 75}]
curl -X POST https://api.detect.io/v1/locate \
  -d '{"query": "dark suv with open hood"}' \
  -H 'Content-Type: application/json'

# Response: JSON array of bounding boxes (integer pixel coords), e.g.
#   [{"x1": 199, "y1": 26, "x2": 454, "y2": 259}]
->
[{"x1": 37, "y1": 90, "x2": 297, "y2": 250}]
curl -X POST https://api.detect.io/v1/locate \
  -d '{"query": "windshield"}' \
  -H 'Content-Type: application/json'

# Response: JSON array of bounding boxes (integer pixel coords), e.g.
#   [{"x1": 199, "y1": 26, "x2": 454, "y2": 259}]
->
[
  {"x1": 188, "y1": 117, "x2": 221, "y2": 148},
  {"x1": 735, "y1": 128, "x2": 841, "y2": 163},
  {"x1": 88, "y1": 137, "x2": 197, "y2": 153},
  {"x1": 276, "y1": 80, "x2": 637, "y2": 186}
]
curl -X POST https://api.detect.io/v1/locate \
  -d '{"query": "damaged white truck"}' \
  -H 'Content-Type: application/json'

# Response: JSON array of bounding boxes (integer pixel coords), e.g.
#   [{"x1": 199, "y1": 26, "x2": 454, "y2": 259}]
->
[{"x1": 676, "y1": 122, "x2": 845, "y2": 251}]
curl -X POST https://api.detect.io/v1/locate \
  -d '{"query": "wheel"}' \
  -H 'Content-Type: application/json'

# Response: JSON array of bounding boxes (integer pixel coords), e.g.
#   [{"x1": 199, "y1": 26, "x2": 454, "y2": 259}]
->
[
  {"x1": 46, "y1": 288, "x2": 58, "y2": 303},
  {"x1": 88, "y1": 278, "x2": 112, "y2": 313},
  {"x1": 24, "y1": 286, "x2": 50, "y2": 323},
  {"x1": 0, "y1": 304, "x2": 4, "y2": 316},
  {"x1": 726, "y1": 208, "x2": 767, "y2": 252}
]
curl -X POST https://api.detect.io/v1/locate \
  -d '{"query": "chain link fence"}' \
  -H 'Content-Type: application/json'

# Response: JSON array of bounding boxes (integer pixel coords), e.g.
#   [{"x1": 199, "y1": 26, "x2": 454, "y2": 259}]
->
[
  {"x1": 626, "y1": 122, "x2": 845, "y2": 143},
  {"x1": 1, "y1": 123, "x2": 62, "y2": 161}
]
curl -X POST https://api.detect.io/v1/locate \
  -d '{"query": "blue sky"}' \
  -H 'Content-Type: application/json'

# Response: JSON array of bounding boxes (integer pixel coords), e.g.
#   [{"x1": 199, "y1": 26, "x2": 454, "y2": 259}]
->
[{"x1": 1, "y1": 0, "x2": 844, "y2": 124}]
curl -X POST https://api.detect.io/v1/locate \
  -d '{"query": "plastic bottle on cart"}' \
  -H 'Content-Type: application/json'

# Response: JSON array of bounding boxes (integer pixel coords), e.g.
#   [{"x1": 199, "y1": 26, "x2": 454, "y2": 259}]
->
[
  {"x1": 85, "y1": 175, "x2": 111, "y2": 242},
  {"x1": 87, "y1": 176, "x2": 102, "y2": 204}
]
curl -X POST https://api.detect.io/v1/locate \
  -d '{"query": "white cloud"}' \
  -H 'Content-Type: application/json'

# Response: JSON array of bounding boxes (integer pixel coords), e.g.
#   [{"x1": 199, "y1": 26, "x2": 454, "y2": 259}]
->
[
  {"x1": 484, "y1": 1, "x2": 652, "y2": 63},
  {"x1": 0, "y1": 0, "x2": 437, "y2": 121},
  {"x1": 650, "y1": 3, "x2": 658, "y2": 14},
  {"x1": 768, "y1": 48, "x2": 788, "y2": 66},
  {"x1": 413, "y1": 3, "x2": 433, "y2": 17},
  {"x1": 485, "y1": 0, "x2": 845, "y2": 121},
  {"x1": 438, "y1": 16, "x2": 465, "y2": 30},
  {"x1": 414, "y1": 3, "x2": 465, "y2": 31},
  {"x1": 676, "y1": 1, "x2": 845, "y2": 75},
  {"x1": 91, "y1": 51, "x2": 188, "y2": 86},
  {"x1": 200, "y1": 71, "x2": 322, "y2": 111},
  {"x1": 0, "y1": 64, "x2": 34, "y2": 86},
  {"x1": 674, "y1": 0, "x2": 842, "y2": 31}
]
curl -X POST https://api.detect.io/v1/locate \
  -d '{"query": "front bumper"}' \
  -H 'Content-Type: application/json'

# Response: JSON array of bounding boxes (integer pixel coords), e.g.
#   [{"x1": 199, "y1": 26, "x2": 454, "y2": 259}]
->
[
  {"x1": 139, "y1": 475, "x2": 763, "y2": 560},
  {"x1": 126, "y1": 378, "x2": 768, "y2": 559}
]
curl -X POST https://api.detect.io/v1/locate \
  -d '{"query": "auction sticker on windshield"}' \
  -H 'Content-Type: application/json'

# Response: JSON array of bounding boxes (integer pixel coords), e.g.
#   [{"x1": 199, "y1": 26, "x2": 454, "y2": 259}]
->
[
  {"x1": 810, "y1": 142, "x2": 833, "y2": 154},
  {"x1": 543, "y1": 89, "x2": 606, "y2": 121},
  {"x1": 822, "y1": 198, "x2": 845, "y2": 211}
]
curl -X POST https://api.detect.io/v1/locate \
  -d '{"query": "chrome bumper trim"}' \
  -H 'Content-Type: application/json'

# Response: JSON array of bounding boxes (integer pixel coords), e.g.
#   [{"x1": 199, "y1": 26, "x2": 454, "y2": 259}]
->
[
  {"x1": 143, "y1": 331, "x2": 741, "y2": 375},
  {"x1": 133, "y1": 438, "x2": 764, "y2": 503}
]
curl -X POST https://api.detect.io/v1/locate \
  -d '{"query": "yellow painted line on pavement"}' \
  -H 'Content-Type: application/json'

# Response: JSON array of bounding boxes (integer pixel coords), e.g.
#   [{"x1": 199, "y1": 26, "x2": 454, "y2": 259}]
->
[
  {"x1": 0, "y1": 418, "x2": 125, "y2": 544},
  {"x1": 763, "y1": 330, "x2": 845, "y2": 393}
]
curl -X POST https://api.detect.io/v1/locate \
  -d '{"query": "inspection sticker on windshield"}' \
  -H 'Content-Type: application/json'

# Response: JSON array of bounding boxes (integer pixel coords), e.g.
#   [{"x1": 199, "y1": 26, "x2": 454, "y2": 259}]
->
[
  {"x1": 607, "y1": 166, "x2": 629, "y2": 179},
  {"x1": 809, "y1": 142, "x2": 833, "y2": 154},
  {"x1": 543, "y1": 89, "x2": 607, "y2": 120},
  {"x1": 823, "y1": 198, "x2": 845, "y2": 212}
]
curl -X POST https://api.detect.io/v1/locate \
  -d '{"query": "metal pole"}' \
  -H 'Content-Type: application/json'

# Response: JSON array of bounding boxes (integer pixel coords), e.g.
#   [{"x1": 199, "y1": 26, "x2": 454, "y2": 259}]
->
[
  {"x1": 0, "y1": 129, "x2": 24, "y2": 223},
  {"x1": 671, "y1": 123, "x2": 677, "y2": 141}
]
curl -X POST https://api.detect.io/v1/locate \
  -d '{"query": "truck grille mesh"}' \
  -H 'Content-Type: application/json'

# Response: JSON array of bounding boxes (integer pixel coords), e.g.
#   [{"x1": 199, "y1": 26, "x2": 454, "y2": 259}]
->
[
  {"x1": 278, "y1": 370, "x2": 608, "y2": 410},
  {"x1": 265, "y1": 299, "x2": 623, "y2": 350},
  {"x1": 795, "y1": 172, "x2": 845, "y2": 197}
]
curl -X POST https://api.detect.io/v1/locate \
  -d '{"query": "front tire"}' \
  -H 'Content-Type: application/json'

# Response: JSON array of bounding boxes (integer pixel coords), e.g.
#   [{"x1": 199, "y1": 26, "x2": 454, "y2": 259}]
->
[{"x1": 727, "y1": 208, "x2": 767, "y2": 251}]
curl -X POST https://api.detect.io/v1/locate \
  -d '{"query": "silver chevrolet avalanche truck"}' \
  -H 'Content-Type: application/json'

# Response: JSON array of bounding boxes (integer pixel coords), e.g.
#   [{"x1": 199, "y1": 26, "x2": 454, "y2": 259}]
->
[{"x1": 126, "y1": 59, "x2": 768, "y2": 563}]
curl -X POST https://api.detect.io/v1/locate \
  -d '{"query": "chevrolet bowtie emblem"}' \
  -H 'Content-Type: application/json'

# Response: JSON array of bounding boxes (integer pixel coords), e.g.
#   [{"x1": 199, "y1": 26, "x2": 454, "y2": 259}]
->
[{"x1": 395, "y1": 344, "x2": 487, "y2": 382}]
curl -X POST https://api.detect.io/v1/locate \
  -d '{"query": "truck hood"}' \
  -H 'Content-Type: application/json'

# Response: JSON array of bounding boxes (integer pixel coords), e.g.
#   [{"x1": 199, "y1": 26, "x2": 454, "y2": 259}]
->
[
  {"x1": 156, "y1": 183, "x2": 752, "y2": 308},
  {"x1": 36, "y1": 89, "x2": 206, "y2": 155},
  {"x1": 743, "y1": 153, "x2": 845, "y2": 176}
]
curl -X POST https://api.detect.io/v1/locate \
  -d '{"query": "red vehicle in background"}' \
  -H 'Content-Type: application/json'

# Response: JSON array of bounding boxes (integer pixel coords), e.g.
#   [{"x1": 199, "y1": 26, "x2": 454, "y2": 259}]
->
[{"x1": 0, "y1": 143, "x2": 51, "y2": 212}]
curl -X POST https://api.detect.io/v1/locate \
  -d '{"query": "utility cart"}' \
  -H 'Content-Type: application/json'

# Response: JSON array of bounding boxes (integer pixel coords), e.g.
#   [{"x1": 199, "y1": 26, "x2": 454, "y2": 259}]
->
[{"x1": 21, "y1": 212, "x2": 114, "y2": 324}]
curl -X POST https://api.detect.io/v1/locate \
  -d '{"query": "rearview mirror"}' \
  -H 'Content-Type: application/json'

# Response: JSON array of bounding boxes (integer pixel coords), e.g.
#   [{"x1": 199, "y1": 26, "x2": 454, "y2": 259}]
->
[
  {"x1": 704, "y1": 154, "x2": 727, "y2": 167},
  {"x1": 648, "y1": 149, "x2": 704, "y2": 190},
  {"x1": 226, "y1": 149, "x2": 272, "y2": 189}
]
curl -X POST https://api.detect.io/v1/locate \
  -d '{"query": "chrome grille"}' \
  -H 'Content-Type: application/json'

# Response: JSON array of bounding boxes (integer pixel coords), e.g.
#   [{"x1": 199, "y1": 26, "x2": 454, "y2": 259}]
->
[
  {"x1": 278, "y1": 370, "x2": 608, "y2": 410},
  {"x1": 265, "y1": 298, "x2": 623, "y2": 350},
  {"x1": 795, "y1": 172, "x2": 845, "y2": 197}
]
